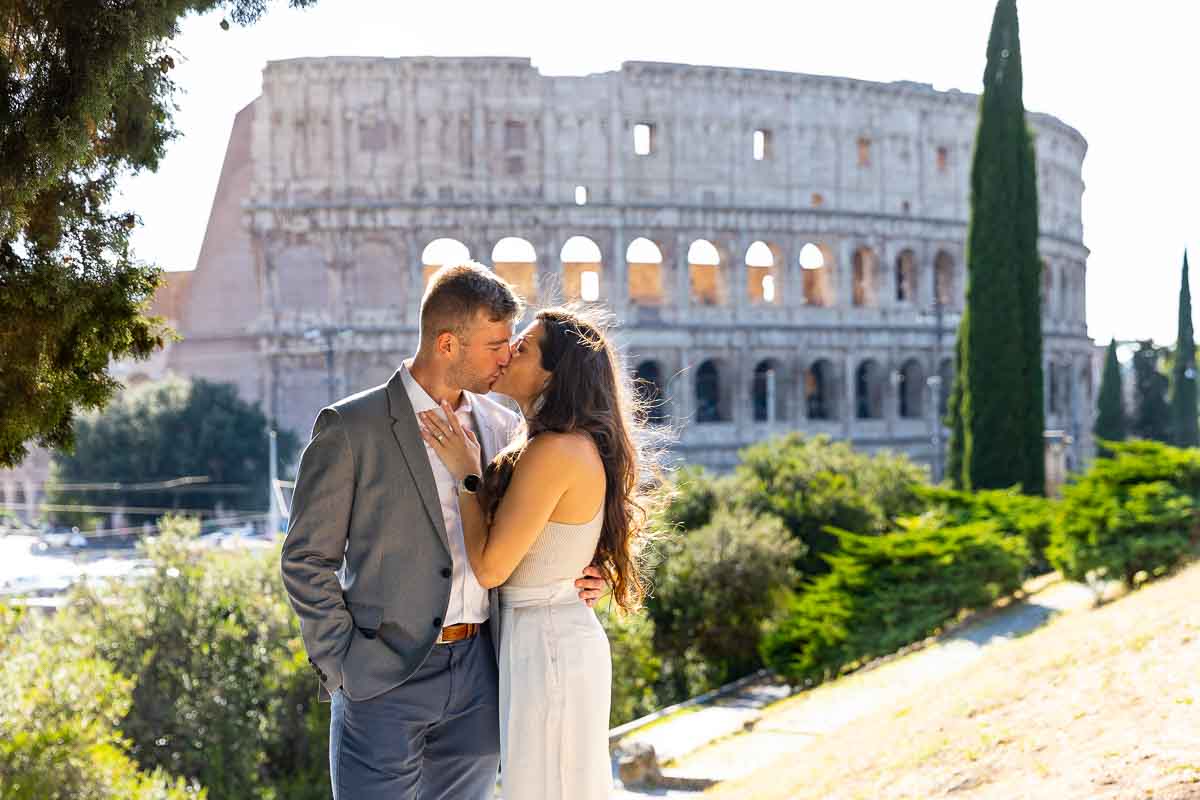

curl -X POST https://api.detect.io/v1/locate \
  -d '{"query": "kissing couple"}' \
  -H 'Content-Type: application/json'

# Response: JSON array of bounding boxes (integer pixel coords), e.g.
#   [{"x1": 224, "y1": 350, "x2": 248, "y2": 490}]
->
[{"x1": 281, "y1": 261, "x2": 658, "y2": 799}]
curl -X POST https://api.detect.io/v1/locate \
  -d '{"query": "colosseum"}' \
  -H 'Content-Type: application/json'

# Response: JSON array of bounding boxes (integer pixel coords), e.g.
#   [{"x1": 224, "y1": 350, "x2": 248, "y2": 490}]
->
[{"x1": 158, "y1": 56, "x2": 1095, "y2": 474}]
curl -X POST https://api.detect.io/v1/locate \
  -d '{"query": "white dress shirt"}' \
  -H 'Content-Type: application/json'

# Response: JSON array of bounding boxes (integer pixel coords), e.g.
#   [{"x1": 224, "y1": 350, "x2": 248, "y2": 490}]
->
[{"x1": 399, "y1": 363, "x2": 490, "y2": 625}]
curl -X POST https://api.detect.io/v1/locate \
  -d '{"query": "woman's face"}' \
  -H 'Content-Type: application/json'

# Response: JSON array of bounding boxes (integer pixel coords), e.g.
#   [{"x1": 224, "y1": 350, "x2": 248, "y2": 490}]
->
[{"x1": 490, "y1": 320, "x2": 551, "y2": 403}]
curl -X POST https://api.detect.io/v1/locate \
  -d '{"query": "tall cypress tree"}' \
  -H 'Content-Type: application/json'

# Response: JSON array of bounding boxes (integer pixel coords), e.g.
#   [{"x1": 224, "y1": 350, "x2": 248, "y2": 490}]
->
[
  {"x1": 1168, "y1": 251, "x2": 1199, "y2": 447},
  {"x1": 956, "y1": 0, "x2": 1045, "y2": 493},
  {"x1": 1094, "y1": 338, "x2": 1126, "y2": 455}
]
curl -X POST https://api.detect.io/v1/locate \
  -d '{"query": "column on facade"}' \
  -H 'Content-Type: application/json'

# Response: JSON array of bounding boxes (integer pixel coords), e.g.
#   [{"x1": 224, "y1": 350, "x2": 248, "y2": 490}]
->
[
  {"x1": 662, "y1": 349, "x2": 686, "y2": 429},
  {"x1": 540, "y1": 230, "x2": 561, "y2": 305},
  {"x1": 605, "y1": 226, "x2": 629, "y2": 314},
  {"x1": 780, "y1": 240, "x2": 801, "y2": 309},
  {"x1": 918, "y1": 239, "x2": 936, "y2": 310},
  {"x1": 884, "y1": 350, "x2": 899, "y2": 435},
  {"x1": 405, "y1": 230, "x2": 424, "y2": 323},
  {"x1": 675, "y1": 231, "x2": 692, "y2": 311},
  {"x1": 837, "y1": 238, "x2": 856, "y2": 309},
  {"x1": 729, "y1": 236, "x2": 748, "y2": 315},
  {"x1": 878, "y1": 236, "x2": 896, "y2": 309},
  {"x1": 675, "y1": 349, "x2": 695, "y2": 426},
  {"x1": 732, "y1": 346, "x2": 752, "y2": 431},
  {"x1": 841, "y1": 352, "x2": 856, "y2": 439},
  {"x1": 330, "y1": 84, "x2": 347, "y2": 201}
]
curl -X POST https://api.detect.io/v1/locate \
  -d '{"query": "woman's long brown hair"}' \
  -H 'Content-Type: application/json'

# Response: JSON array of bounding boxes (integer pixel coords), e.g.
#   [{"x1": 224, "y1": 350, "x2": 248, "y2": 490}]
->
[{"x1": 481, "y1": 306, "x2": 660, "y2": 613}]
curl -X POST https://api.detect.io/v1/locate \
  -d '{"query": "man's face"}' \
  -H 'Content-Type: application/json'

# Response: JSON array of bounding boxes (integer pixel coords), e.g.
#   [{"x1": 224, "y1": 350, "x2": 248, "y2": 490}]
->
[{"x1": 447, "y1": 310, "x2": 514, "y2": 394}]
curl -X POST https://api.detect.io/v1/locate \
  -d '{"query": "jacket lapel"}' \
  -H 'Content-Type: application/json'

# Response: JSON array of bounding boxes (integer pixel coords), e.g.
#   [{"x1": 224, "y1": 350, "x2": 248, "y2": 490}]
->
[{"x1": 385, "y1": 371, "x2": 450, "y2": 552}]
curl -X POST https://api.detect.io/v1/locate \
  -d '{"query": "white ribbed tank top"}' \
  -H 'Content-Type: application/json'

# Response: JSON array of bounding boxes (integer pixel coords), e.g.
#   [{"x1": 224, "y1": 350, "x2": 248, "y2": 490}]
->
[{"x1": 504, "y1": 501, "x2": 605, "y2": 587}]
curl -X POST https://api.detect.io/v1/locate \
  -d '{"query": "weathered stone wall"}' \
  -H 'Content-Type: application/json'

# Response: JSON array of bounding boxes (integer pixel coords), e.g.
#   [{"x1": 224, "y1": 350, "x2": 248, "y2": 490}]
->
[{"x1": 166, "y1": 57, "x2": 1094, "y2": 473}]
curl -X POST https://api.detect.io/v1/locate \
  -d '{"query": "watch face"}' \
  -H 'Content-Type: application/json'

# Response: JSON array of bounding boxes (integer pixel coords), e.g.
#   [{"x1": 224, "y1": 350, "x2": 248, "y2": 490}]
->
[{"x1": 463, "y1": 474, "x2": 482, "y2": 493}]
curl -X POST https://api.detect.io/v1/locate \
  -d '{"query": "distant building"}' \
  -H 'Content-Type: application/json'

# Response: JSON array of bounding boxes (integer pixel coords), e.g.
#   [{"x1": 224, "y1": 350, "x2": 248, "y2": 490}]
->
[{"x1": 143, "y1": 58, "x2": 1096, "y2": 473}]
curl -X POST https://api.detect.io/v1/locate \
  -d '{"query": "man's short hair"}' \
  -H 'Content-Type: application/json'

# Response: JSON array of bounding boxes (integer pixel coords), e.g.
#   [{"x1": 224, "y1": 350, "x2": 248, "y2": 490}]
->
[{"x1": 420, "y1": 261, "x2": 524, "y2": 342}]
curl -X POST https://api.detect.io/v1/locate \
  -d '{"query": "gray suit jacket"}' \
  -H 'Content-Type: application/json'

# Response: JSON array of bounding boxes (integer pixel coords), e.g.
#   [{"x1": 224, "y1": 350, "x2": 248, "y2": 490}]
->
[{"x1": 280, "y1": 369, "x2": 521, "y2": 701}]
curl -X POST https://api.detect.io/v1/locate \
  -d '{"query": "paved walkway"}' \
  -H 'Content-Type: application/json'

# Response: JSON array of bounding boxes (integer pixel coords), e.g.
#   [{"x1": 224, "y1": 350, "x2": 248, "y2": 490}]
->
[{"x1": 612, "y1": 577, "x2": 1101, "y2": 796}]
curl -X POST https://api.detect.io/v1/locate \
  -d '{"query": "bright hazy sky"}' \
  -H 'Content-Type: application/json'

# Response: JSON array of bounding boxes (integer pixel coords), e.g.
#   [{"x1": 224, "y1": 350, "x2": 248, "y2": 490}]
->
[{"x1": 114, "y1": 0, "x2": 1199, "y2": 347}]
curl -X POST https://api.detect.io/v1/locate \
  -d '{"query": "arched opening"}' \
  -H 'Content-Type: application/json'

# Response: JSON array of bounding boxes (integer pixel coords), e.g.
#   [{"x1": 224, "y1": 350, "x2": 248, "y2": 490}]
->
[
  {"x1": 688, "y1": 239, "x2": 725, "y2": 306},
  {"x1": 746, "y1": 241, "x2": 782, "y2": 305},
  {"x1": 898, "y1": 358, "x2": 925, "y2": 419},
  {"x1": 751, "y1": 359, "x2": 785, "y2": 422},
  {"x1": 634, "y1": 360, "x2": 668, "y2": 425},
  {"x1": 627, "y1": 237, "x2": 666, "y2": 306},
  {"x1": 492, "y1": 237, "x2": 538, "y2": 303},
  {"x1": 895, "y1": 249, "x2": 918, "y2": 303},
  {"x1": 855, "y1": 359, "x2": 884, "y2": 419},
  {"x1": 805, "y1": 359, "x2": 836, "y2": 420},
  {"x1": 934, "y1": 250, "x2": 956, "y2": 307},
  {"x1": 800, "y1": 242, "x2": 833, "y2": 307},
  {"x1": 695, "y1": 359, "x2": 729, "y2": 423},
  {"x1": 421, "y1": 238, "x2": 471, "y2": 291},
  {"x1": 852, "y1": 247, "x2": 879, "y2": 307},
  {"x1": 560, "y1": 235, "x2": 604, "y2": 303}
]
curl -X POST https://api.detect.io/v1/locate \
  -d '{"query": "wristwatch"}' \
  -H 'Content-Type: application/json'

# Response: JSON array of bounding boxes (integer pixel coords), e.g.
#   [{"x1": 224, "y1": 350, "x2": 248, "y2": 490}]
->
[{"x1": 460, "y1": 473, "x2": 482, "y2": 495}]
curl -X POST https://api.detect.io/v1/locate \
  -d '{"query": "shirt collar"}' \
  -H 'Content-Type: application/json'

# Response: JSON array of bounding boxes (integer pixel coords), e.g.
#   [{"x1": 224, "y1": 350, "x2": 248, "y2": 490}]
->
[{"x1": 399, "y1": 361, "x2": 473, "y2": 416}]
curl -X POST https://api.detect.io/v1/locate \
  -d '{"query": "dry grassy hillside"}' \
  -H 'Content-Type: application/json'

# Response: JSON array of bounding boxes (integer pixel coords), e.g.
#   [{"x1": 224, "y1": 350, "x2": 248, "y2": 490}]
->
[{"x1": 708, "y1": 561, "x2": 1200, "y2": 800}]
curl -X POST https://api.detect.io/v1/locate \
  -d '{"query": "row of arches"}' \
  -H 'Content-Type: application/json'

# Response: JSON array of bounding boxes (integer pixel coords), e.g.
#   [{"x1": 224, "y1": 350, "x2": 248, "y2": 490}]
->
[
  {"x1": 267, "y1": 231, "x2": 1081, "y2": 321},
  {"x1": 630, "y1": 357, "x2": 956, "y2": 426},
  {"x1": 420, "y1": 236, "x2": 962, "y2": 310}
]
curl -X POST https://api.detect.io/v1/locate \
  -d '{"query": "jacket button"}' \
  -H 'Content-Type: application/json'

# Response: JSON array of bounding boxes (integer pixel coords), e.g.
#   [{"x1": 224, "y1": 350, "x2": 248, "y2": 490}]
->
[
  {"x1": 441, "y1": 567, "x2": 451, "y2": 578},
  {"x1": 433, "y1": 617, "x2": 443, "y2": 627}
]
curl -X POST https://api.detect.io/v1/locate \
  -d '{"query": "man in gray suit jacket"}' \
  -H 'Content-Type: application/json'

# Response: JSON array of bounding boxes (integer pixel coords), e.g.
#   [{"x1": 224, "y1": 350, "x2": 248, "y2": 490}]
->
[{"x1": 281, "y1": 263, "x2": 607, "y2": 800}]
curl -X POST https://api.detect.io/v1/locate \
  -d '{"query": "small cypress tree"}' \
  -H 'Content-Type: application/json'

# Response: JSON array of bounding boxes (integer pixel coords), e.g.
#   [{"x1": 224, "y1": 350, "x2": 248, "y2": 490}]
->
[
  {"x1": 1094, "y1": 339, "x2": 1126, "y2": 455},
  {"x1": 1168, "y1": 251, "x2": 1199, "y2": 447},
  {"x1": 1131, "y1": 341, "x2": 1171, "y2": 443}
]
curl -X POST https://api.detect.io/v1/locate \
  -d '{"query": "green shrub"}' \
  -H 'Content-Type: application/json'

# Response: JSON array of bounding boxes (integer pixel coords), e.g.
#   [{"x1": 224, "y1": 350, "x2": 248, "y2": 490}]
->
[
  {"x1": 761, "y1": 519, "x2": 1028, "y2": 685},
  {"x1": 918, "y1": 485, "x2": 1055, "y2": 574},
  {"x1": 0, "y1": 605, "x2": 200, "y2": 800},
  {"x1": 731, "y1": 434, "x2": 928, "y2": 576},
  {"x1": 648, "y1": 509, "x2": 802, "y2": 699},
  {"x1": 599, "y1": 606, "x2": 661, "y2": 726},
  {"x1": 654, "y1": 464, "x2": 731, "y2": 534},
  {"x1": 1047, "y1": 441, "x2": 1199, "y2": 588},
  {"x1": 69, "y1": 516, "x2": 327, "y2": 800}
]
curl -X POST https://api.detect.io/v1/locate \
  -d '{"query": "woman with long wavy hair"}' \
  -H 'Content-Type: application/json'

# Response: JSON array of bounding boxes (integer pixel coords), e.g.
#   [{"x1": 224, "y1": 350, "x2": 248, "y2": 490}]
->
[{"x1": 417, "y1": 306, "x2": 656, "y2": 799}]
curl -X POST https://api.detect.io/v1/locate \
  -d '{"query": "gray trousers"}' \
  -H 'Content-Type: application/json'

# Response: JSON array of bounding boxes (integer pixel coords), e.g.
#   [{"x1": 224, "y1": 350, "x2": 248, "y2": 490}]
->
[{"x1": 329, "y1": 627, "x2": 500, "y2": 800}]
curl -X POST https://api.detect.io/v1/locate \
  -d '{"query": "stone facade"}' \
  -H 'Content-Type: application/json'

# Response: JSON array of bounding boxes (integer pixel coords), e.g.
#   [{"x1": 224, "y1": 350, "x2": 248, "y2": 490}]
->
[{"x1": 162, "y1": 56, "x2": 1094, "y2": 473}]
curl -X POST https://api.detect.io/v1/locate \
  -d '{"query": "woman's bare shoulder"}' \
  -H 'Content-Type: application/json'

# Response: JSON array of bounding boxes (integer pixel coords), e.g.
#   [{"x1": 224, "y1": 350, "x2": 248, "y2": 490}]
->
[{"x1": 523, "y1": 431, "x2": 602, "y2": 469}]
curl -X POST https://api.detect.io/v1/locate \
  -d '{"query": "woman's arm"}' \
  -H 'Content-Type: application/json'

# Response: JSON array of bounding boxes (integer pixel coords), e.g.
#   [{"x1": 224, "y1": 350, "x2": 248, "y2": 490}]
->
[
  {"x1": 418, "y1": 404, "x2": 578, "y2": 589},
  {"x1": 455, "y1": 436, "x2": 576, "y2": 587}
]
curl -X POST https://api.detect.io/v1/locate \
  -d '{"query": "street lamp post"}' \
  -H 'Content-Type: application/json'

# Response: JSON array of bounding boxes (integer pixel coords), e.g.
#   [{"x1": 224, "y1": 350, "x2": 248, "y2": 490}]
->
[
  {"x1": 927, "y1": 374, "x2": 944, "y2": 482},
  {"x1": 919, "y1": 297, "x2": 948, "y2": 483},
  {"x1": 268, "y1": 428, "x2": 280, "y2": 537}
]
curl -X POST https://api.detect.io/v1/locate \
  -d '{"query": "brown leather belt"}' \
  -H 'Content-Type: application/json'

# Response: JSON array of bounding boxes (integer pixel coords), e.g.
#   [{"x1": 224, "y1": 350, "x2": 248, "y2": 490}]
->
[{"x1": 436, "y1": 622, "x2": 480, "y2": 644}]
